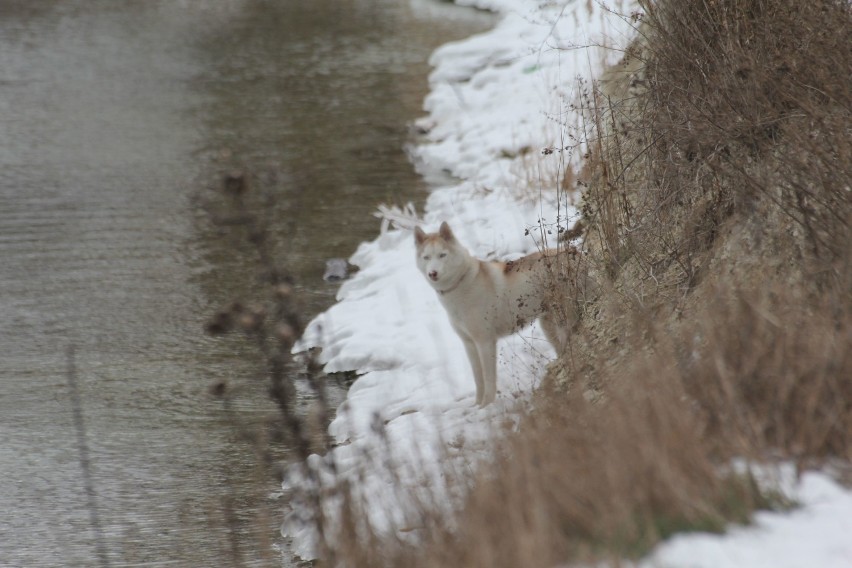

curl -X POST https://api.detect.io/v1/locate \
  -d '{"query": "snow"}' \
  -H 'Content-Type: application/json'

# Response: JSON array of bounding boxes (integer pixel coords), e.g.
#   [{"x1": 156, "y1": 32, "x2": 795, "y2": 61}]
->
[
  {"x1": 640, "y1": 467, "x2": 852, "y2": 568},
  {"x1": 283, "y1": 0, "x2": 852, "y2": 565}
]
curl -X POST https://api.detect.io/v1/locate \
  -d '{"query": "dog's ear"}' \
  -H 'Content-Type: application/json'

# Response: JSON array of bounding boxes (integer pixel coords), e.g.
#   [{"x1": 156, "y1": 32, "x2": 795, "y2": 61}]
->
[
  {"x1": 414, "y1": 226, "x2": 427, "y2": 246},
  {"x1": 438, "y1": 221, "x2": 454, "y2": 241}
]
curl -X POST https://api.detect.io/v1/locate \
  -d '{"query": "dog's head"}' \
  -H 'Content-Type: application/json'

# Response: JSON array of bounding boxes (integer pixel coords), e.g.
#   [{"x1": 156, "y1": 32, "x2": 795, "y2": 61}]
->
[{"x1": 414, "y1": 221, "x2": 468, "y2": 288}]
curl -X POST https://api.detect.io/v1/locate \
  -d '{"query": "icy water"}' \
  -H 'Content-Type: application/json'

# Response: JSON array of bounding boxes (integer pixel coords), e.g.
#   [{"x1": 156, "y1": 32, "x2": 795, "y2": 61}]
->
[{"x1": 0, "y1": 1, "x2": 492, "y2": 565}]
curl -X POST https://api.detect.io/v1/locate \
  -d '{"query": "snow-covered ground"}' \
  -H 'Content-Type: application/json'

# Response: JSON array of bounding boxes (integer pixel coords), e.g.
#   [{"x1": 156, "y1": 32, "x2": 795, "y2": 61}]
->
[
  {"x1": 640, "y1": 466, "x2": 852, "y2": 568},
  {"x1": 284, "y1": 0, "x2": 852, "y2": 565}
]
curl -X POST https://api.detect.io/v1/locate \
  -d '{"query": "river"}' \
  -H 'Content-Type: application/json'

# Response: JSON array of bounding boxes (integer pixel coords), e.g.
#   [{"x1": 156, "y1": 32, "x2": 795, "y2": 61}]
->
[{"x1": 0, "y1": 1, "x2": 492, "y2": 565}]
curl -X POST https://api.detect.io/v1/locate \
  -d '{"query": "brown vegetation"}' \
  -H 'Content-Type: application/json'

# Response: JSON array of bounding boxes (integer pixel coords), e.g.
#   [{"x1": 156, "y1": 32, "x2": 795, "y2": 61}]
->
[{"x1": 572, "y1": 0, "x2": 851, "y2": 461}]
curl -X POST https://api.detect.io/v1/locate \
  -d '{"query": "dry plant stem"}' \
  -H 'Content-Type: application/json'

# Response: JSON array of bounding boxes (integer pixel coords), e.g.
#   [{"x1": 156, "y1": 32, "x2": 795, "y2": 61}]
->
[{"x1": 205, "y1": 173, "x2": 342, "y2": 563}]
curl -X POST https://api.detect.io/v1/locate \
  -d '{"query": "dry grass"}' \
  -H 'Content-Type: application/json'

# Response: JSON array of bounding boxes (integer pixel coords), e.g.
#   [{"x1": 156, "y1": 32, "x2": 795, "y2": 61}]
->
[
  {"x1": 682, "y1": 287, "x2": 851, "y2": 462},
  {"x1": 572, "y1": 0, "x2": 852, "y2": 462},
  {"x1": 648, "y1": 0, "x2": 850, "y2": 265},
  {"x1": 583, "y1": 0, "x2": 851, "y2": 293}
]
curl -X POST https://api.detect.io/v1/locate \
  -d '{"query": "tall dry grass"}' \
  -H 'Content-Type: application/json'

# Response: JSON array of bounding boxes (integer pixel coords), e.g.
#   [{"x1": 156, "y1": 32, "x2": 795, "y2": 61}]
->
[
  {"x1": 576, "y1": 0, "x2": 852, "y2": 462},
  {"x1": 682, "y1": 288, "x2": 851, "y2": 462},
  {"x1": 598, "y1": 0, "x2": 848, "y2": 285},
  {"x1": 648, "y1": 0, "x2": 850, "y2": 264}
]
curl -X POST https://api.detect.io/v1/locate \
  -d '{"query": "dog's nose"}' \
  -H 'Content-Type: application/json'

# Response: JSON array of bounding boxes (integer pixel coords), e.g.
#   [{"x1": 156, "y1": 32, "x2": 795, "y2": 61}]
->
[{"x1": 428, "y1": 270, "x2": 438, "y2": 281}]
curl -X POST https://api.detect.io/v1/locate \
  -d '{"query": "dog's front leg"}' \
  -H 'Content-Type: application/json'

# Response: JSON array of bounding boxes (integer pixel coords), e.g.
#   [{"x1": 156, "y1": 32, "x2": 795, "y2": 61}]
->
[
  {"x1": 457, "y1": 331, "x2": 485, "y2": 405},
  {"x1": 476, "y1": 339, "x2": 498, "y2": 406}
]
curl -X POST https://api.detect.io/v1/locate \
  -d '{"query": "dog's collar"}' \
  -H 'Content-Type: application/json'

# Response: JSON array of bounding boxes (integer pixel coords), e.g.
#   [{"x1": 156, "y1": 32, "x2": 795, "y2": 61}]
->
[{"x1": 438, "y1": 264, "x2": 473, "y2": 296}]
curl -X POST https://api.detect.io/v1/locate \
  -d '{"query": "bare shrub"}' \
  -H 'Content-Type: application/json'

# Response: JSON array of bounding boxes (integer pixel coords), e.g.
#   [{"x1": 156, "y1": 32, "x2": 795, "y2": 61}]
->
[{"x1": 202, "y1": 167, "x2": 341, "y2": 564}]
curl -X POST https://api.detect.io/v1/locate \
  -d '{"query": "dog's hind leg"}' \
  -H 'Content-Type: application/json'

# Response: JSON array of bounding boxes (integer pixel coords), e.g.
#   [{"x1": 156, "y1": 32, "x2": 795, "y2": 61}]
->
[
  {"x1": 540, "y1": 312, "x2": 568, "y2": 355},
  {"x1": 476, "y1": 339, "x2": 498, "y2": 406}
]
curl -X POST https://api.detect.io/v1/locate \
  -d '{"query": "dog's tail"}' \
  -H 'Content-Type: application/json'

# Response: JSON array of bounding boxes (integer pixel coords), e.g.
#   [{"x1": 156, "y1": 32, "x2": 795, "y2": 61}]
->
[
  {"x1": 374, "y1": 202, "x2": 420, "y2": 233},
  {"x1": 559, "y1": 219, "x2": 585, "y2": 243}
]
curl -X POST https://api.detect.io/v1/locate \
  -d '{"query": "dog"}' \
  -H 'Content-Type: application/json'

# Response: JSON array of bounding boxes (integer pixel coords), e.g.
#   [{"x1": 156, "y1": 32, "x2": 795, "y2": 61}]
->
[{"x1": 415, "y1": 221, "x2": 586, "y2": 406}]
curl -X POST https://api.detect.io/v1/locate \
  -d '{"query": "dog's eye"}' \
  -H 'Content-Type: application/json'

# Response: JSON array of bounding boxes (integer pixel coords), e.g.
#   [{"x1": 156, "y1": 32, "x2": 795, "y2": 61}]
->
[
  {"x1": 439, "y1": 252, "x2": 447, "y2": 258},
  {"x1": 423, "y1": 255, "x2": 431, "y2": 261}
]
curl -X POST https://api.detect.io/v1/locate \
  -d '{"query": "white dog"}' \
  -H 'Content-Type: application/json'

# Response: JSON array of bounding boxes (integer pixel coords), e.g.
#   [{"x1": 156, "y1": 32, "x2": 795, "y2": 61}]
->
[{"x1": 415, "y1": 222, "x2": 586, "y2": 406}]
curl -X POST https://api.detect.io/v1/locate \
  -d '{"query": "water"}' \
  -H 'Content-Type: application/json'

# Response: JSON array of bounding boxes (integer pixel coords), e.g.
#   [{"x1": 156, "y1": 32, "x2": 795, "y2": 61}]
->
[{"x1": 0, "y1": 1, "x2": 493, "y2": 565}]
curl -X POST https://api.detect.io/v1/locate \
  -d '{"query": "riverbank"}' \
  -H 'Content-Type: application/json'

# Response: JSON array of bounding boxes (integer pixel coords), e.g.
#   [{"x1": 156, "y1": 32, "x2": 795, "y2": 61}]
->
[{"x1": 287, "y1": 0, "x2": 852, "y2": 565}]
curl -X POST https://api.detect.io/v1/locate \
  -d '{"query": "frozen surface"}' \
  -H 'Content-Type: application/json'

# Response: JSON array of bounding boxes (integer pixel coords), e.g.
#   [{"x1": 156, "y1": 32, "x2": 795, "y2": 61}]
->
[{"x1": 284, "y1": 0, "x2": 852, "y2": 564}]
